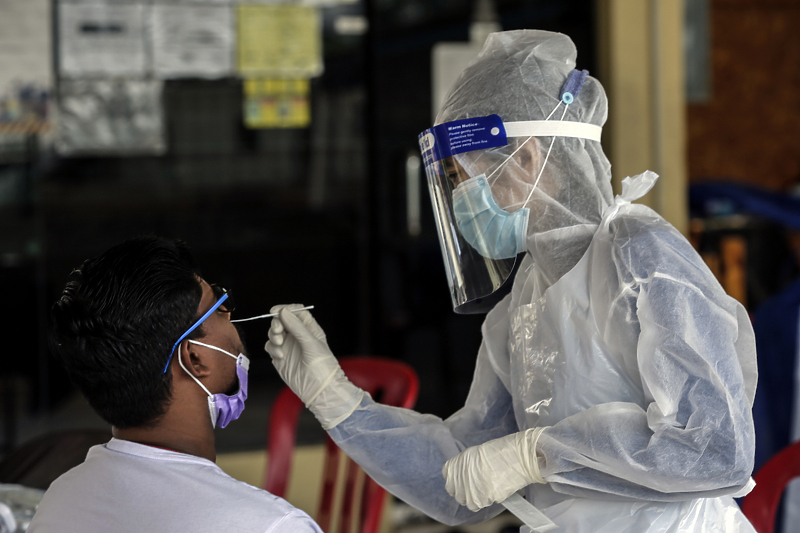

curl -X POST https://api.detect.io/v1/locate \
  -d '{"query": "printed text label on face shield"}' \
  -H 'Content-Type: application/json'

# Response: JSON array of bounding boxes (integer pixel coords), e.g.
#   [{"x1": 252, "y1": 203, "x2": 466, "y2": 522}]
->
[{"x1": 418, "y1": 115, "x2": 508, "y2": 163}]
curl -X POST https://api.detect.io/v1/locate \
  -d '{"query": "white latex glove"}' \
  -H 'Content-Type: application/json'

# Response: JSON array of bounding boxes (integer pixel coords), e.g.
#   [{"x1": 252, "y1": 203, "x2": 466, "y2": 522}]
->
[
  {"x1": 443, "y1": 427, "x2": 547, "y2": 512},
  {"x1": 265, "y1": 304, "x2": 363, "y2": 429}
]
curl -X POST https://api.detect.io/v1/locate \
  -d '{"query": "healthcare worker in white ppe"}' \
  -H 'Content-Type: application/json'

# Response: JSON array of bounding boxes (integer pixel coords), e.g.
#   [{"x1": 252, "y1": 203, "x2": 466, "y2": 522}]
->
[{"x1": 266, "y1": 30, "x2": 758, "y2": 532}]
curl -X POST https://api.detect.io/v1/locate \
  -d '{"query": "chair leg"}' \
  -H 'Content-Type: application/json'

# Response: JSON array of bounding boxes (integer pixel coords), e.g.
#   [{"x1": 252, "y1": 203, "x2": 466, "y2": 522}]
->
[{"x1": 318, "y1": 437, "x2": 341, "y2": 532}]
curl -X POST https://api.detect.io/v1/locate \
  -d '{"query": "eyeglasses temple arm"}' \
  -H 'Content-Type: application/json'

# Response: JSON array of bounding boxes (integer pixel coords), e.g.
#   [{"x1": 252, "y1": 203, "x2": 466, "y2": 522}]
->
[{"x1": 162, "y1": 293, "x2": 229, "y2": 374}]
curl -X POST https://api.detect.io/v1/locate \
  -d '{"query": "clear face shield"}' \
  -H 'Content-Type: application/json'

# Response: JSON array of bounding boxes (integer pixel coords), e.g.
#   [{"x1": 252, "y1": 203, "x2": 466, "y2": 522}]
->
[{"x1": 418, "y1": 70, "x2": 601, "y2": 313}]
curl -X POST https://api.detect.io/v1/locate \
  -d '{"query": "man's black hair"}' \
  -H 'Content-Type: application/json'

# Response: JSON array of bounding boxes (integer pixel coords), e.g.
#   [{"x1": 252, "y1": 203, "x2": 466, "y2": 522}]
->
[{"x1": 49, "y1": 236, "x2": 203, "y2": 428}]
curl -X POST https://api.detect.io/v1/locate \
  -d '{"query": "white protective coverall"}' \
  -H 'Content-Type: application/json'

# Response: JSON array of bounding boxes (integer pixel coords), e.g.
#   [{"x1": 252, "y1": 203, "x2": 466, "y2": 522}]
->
[{"x1": 266, "y1": 30, "x2": 758, "y2": 533}]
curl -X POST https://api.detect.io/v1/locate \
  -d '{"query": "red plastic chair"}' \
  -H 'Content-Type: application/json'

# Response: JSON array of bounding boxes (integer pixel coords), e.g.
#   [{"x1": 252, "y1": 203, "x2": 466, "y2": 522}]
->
[
  {"x1": 742, "y1": 440, "x2": 800, "y2": 533},
  {"x1": 264, "y1": 356, "x2": 419, "y2": 533}
]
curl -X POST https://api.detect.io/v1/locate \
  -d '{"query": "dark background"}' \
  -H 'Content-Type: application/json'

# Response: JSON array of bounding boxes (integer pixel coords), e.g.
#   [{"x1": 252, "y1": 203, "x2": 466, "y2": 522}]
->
[{"x1": 0, "y1": 0, "x2": 597, "y2": 454}]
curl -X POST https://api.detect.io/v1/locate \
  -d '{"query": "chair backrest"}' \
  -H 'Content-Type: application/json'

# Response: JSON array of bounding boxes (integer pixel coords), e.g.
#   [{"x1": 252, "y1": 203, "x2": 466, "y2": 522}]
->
[
  {"x1": 0, "y1": 429, "x2": 112, "y2": 490},
  {"x1": 264, "y1": 356, "x2": 419, "y2": 533},
  {"x1": 742, "y1": 440, "x2": 800, "y2": 533}
]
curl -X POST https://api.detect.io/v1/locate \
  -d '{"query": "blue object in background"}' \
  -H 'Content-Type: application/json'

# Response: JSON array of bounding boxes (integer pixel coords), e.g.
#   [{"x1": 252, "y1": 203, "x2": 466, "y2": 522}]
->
[
  {"x1": 691, "y1": 181, "x2": 800, "y2": 531},
  {"x1": 690, "y1": 182, "x2": 800, "y2": 229},
  {"x1": 690, "y1": 181, "x2": 800, "y2": 469},
  {"x1": 751, "y1": 278, "x2": 800, "y2": 471}
]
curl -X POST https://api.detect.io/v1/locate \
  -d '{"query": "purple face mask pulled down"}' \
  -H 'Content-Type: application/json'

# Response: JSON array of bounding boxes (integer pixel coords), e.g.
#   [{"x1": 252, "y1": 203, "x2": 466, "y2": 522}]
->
[
  {"x1": 179, "y1": 340, "x2": 250, "y2": 429},
  {"x1": 209, "y1": 355, "x2": 249, "y2": 428}
]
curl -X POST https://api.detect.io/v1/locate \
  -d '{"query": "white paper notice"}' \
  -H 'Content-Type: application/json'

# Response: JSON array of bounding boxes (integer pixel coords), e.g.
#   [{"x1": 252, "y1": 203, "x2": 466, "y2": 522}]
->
[
  {"x1": 58, "y1": 3, "x2": 148, "y2": 77},
  {"x1": 151, "y1": 4, "x2": 234, "y2": 79},
  {"x1": 0, "y1": 0, "x2": 52, "y2": 137},
  {"x1": 155, "y1": 0, "x2": 231, "y2": 3},
  {"x1": 56, "y1": 78, "x2": 165, "y2": 156},
  {"x1": 0, "y1": 0, "x2": 52, "y2": 100}
]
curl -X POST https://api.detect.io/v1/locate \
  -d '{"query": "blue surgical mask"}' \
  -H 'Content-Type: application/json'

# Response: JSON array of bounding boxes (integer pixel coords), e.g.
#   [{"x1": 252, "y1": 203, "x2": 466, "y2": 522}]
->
[{"x1": 452, "y1": 174, "x2": 529, "y2": 260}]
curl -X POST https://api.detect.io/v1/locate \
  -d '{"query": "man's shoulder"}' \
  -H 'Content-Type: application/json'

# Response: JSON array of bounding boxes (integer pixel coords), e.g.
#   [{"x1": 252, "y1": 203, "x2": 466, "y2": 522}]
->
[{"x1": 31, "y1": 442, "x2": 322, "y2": 533}]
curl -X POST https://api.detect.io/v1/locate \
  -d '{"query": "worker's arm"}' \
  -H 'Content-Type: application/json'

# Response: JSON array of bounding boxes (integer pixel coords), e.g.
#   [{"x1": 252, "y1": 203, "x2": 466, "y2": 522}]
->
[
  {"x1": 266, "y1": 299, "x2": 519, "y2": 526},
  {"x1": 534, "y1": 224, "x2": 756, "y2": 501}
]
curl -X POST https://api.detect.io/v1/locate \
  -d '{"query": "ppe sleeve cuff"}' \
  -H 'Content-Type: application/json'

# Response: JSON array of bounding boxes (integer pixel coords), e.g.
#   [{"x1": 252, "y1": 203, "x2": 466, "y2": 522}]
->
[
  {"x1": 307, "y1": 375, "x2": 365, "y2": 430},
  {"x1": 320, "y1": 390, "x2": 364, "y2": 430},
  {"x1": 524, "y1": 427, "x2": 548, "y2": 484}
]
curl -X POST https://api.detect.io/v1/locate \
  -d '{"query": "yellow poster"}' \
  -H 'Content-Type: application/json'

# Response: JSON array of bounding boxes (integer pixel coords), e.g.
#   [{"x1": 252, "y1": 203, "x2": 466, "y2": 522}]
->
[
  {"x1": 237, "y1": 4, "x2": 322, "y2": 78},
  {"x1": 243, "y1": 78, "x2": 310, "y2": 129}
]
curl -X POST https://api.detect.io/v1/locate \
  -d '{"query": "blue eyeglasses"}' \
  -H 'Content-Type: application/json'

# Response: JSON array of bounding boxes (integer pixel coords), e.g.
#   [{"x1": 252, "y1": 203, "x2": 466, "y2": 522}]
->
[{"x1": 162, "y1": 285, "x2": 234, "y2": 374}]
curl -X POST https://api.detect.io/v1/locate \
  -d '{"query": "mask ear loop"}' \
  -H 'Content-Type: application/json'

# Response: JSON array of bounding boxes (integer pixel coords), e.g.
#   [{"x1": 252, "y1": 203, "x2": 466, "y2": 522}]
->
[
  {"x1": 188, "y1": 339, "x2": 238, "y2": 360},
  {"x1": 487, "y1": 99, "x2": 564, "y2": 186},
  {"x1": 176, "y1": 344, "x2": 214, "y2": 397},
  {"x1": 519, "y1": 103, "x2": 569, "y2": 210},
  {"x1": 493, "y1": 68, "x2": 588, "y2": 208}
]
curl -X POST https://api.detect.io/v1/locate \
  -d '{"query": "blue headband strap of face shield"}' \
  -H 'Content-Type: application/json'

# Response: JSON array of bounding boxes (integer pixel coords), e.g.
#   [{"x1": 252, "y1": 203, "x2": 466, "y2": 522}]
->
[
  {"x1": 560, "y1": 69, "x2": 589, "y2": 105},
  {"x1": 162, "y1": 292, "x2": 229, "y2": 374}
]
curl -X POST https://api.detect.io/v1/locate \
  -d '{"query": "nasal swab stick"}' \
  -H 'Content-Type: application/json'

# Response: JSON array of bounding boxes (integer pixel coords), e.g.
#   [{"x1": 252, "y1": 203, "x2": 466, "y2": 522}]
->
[{"x1": 230, "y1": 306, "x2": 315, "y2": 323}]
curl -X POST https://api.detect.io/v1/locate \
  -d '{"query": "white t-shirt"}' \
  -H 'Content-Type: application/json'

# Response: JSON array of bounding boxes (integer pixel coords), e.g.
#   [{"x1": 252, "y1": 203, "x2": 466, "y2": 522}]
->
[{"x1": 28, "y1": 438, "x2": 322, "y2": 533}]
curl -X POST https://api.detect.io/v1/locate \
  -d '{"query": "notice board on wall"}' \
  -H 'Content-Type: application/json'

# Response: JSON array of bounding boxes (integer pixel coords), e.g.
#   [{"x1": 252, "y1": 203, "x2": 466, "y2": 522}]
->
[
  {"x1": 151, "y1": 4, "x2": 235, "y2": 79},
  {"x1": 58, "y1": 2, "x2": 149, "y2": 77},
  {"x1": 237, "y1": 4, "x2": 323, "y2": 78}
]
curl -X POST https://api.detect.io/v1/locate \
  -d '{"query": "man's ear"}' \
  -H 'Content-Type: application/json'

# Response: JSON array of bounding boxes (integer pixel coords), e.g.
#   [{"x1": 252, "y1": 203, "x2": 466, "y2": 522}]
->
[{"x1": 176, "y1": 339, "x2": 212, "y2": 379}]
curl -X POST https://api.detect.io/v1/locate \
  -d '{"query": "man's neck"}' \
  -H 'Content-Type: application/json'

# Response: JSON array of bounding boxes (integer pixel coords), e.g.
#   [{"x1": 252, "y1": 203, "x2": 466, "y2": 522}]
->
[{"x1": 113, "y1": 410, "x2": 217, "y2": 462}]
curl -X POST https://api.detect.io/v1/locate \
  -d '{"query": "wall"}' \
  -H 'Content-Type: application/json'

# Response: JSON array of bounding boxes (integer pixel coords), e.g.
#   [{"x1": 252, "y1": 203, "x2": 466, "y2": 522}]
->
[
  {"x1": 688, "y1": 0, "x2": 800, "y2": 190},
  {"x1": 596, "y1": 0, "x2": 688, "y2": 234}
]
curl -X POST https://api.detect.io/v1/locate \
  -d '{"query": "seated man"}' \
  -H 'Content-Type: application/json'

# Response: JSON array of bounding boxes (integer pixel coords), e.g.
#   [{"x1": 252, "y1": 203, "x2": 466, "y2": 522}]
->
[{"x1": 29, "y1": 236, "x2": 321, "y2": 533}]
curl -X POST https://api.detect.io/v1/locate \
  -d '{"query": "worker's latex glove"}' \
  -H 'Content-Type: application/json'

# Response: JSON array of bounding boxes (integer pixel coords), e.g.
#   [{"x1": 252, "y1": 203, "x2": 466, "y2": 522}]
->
[
  {"x1": 265, "y1": 304, "x2": 364, "y2": 429},
  {"x1": 443, "y1": 427, "x2": 547, "y2": 512}
]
